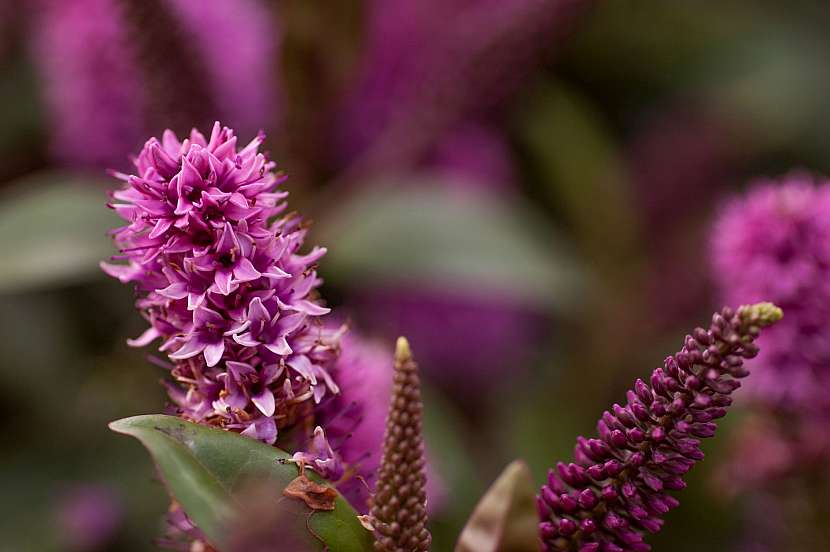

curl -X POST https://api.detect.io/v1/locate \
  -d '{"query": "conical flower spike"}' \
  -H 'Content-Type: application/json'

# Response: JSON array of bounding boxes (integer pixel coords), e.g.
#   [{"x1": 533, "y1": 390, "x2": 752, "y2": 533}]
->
[
  {"x1": 538, "y1": 303, "x2": 782, "y2": 552},
  {"x1": 369, "y1": 337, "x2": 432, "y2": 552}
]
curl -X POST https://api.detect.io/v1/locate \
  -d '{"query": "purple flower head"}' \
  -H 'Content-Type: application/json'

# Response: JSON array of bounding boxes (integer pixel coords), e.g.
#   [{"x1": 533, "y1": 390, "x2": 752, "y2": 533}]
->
[
  {"x1": 538, "y1": 304, "x2": 781, "y2": 552},
  {"x1": 712, "y1": 174, "x2": 830, "y2": 410},
  {"x1": 103, "y1": 123, "x2": 340, "y2": 445}
]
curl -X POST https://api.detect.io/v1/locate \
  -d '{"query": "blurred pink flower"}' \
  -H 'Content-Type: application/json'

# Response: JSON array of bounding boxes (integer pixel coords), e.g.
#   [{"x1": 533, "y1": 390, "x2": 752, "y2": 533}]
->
[
  {"x1": 166, "y1": 0, "x2": 278, "y2": 136},
  {"x1": 334, "y1": 0, "x2": 590, "y2": 174},
  {"x1": 319, "y1": 332, "x2": 446, "y2": 513},
  {"x1": 712, "y1": 174, "x2": 830, "y2": 408},
  {"x1": 55, "y1": 485, "x2": 122, "y2": 552},
  {"x1": 31, "y1": 0, "x2": 143, "y2": 168},
  {"x1": 355, "y1": 287, "x2": 545, "y2": 394},
  {"x1": 30, "y1": 0, "x2": 279, "y2": 168},
  {"x1": 426, "y1": 122, "x2": 518, "y2": 193}
]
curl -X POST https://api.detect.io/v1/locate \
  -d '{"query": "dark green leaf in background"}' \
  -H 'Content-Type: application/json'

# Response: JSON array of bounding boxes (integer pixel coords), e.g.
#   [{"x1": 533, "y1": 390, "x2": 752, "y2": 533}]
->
[
  {"x1": 0, "y1": 171, "x2": 119, "y2": 293},
  {"x1": 317, "y1": 180, "x2": 583, "y2": 311}
]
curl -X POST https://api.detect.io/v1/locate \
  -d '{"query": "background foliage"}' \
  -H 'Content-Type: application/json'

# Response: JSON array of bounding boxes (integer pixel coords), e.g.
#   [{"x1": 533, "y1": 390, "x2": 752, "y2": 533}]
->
[{"x1": 1, "y1": 1, "x2": 828, "y2": 550}]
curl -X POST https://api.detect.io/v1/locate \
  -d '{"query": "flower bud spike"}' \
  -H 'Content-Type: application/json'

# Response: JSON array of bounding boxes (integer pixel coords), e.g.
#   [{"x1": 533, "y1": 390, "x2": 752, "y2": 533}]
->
[
  {"x1": 537, "y1": 304, "x2": 781, "y2": 552},
  {"x1": 368, "y1": 337, "x2": 431, "y2": 552}
]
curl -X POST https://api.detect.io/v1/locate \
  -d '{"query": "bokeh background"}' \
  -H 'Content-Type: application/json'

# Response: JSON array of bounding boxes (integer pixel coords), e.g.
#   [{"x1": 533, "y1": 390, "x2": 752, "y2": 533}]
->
[{"x1": 1, "y1": 1, "x2": 829, "y2": 550}]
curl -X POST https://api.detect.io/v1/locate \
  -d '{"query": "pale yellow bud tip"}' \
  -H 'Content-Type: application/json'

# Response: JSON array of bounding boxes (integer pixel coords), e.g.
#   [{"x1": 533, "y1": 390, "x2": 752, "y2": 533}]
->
[
  {"x1": 740, "y1": 302, "x2": 784, "y2": 327},
  {"x1": 395, "y1": 336, "x2": 412, "y2": 362}
]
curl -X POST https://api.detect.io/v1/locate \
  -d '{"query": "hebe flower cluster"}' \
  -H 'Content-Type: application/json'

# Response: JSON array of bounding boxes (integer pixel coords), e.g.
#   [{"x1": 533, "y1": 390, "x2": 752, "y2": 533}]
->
[
  {"x1": 102, "y1": 122, "x2": 340, "y2": 444},
  {"x1": 711, "y1": 174, "x2": 830, "y2": 508},
  {"x1": 537, "y1": 303, "x2": 782, "y2": 552},
  {"x1": 712, "y1": 174, "x2": 830, "y2": 408}
]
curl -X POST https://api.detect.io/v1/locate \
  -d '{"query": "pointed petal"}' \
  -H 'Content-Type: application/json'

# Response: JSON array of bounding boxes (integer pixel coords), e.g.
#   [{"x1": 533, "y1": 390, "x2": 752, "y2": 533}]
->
[
  {"x1": 232, "y1": 332, "x2": 259, "y2": 347},
  {"x1": 251, "y1": 388, "x2": 276, "y2": 417},
  {"x1": 246, "y1": 296, "x2": 271, "y2": 323},
  {"x1": 203, "y1": 340, "x2": 225, "y2": 367},
  {"x1": 241, "y1": 417, "x2": 277, "y2": 444},
  {"x1": 148, "y1": 217, "x2": 174, "y2": 239},
  {"x1": 264, "y1": 336, "x2": 292, "y2": 356},
  {"x1": 156, "y1": 281, "x2": 189, "y2": 300},
  {"x1": 216, "y1": 223, "x2": 235, "y2": 254},
  {"x1": 226, "y1": 361, "x2": 255, "y2": 382},
  {"x1": 263, "y1": 265, "x2": 291, "y2": 280},
  {"x1": 194, "y1": 306, "x2": 225, "y2": 327},
  {"x1": 295, "y1": 300, "x2": 330, "y2": 316},
  {"x1": 126, "y1": 327, "x2": 161, "y2": 347},
  {"x1": 187, "y1": 292, "x2": 206, "y2": 310},
  {"x1": 169, "y1": 337, "x2": 207, "y2": 360},
  {"x1": 287, "y1": 355, "x2": 316, "y2": 384},
  {"x1": 233, "y1": 258, "x2": 261, "y2": 282},
  {"x1": 214, "y1": 269, "x2": 234, "y2": 295}
]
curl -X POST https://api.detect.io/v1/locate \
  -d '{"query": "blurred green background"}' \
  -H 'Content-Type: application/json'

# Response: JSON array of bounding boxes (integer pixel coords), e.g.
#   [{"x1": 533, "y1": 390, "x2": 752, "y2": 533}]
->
[{"x1": 1, "y1": 1, "x2": 828, "y2": 550}]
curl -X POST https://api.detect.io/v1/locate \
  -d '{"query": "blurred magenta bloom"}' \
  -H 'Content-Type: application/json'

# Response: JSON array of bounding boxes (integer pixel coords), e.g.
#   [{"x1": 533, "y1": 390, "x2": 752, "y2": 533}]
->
[
  {"x1": 318, "y1": 332, "x2": 445, "y2": 513},
  {"x1": 334, "y1": 0, "x2": 589, "y2": 172},
  {"x1": 426, "y1": 122, "x2": 518, "y2": 193},
  {"x1": 103, "y1": 123, "x2": 339, "y2": 445},
  {"x1": 166, "y1": 0, "x2": 278, "y2": 135},
  {"x1": 334, "y1": 0, "x2": 471, "y2": 162},
  {"x1": 714, "y1": 413, "x2": 830, "y2": 494},
  {"x1": 538, "y1": 304, "x2": 781, "y2": 552},
  {"x1": 712, "y1": 175, "x2": 830, "y2": 502},
  {"x1": 712, "y1": 174, "x2": 830, "y2": 408},
  {"x1": 31, "y1": 0, "x2": 278, "y2": 168},
  {"x1": 31, "y1": 0, "x2": 143, "y2": 167},
  {"x1": 357, "y1": 287, "x2": 545, "y2": 393},
  {"x1": 55, "y1": 485, "x2": 122, "y2": 551}
]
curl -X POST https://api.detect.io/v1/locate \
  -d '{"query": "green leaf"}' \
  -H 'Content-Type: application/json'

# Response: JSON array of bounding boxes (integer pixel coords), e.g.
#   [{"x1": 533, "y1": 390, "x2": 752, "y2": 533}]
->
[
  {"x1": 0, "y1": 171, "x2": 120, "y2": 292},
  {"x1": 454, "y1": 460, "x2": 540, "y2": 552},
  {"x1": 109, "y1": 415, "x2": 373, "y2": 551},
  {"x1": 316, "y1": 182, "x2": 581, "y2": 310}
]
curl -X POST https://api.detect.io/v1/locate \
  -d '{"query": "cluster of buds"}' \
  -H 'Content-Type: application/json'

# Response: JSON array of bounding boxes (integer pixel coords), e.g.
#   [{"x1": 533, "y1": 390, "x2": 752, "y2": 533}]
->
[
  {"x1": 537, "y1": 303, "x2": 782, "y2": 552},
  {"x1": 367, "y1": 337, "x2": 432, "y2": 552},
  {"x1": 102, "y1": 122, "x2": 340, "y2": 444}
]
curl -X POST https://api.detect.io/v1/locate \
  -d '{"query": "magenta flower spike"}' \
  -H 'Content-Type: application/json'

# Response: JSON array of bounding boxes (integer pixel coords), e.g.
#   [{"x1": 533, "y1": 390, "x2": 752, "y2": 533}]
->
[
  {"x1": 537, "y1": 303, "x2": 782, "y2": 552},
  {"x1": 102, "y1": 123, "x2": 340, "y2": 445},
  {"x1": 31, "y1": 0, "x2": 279, "y2": 167}
]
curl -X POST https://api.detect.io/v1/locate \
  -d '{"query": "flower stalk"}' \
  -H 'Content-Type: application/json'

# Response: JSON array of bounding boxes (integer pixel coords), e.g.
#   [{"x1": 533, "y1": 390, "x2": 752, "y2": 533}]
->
[
  {"x1": 368, "y1": 337, "x2": 432, "y2": 552},
  {"x1": 538, "y1": 303, "x2": 782, "y2": 552}
]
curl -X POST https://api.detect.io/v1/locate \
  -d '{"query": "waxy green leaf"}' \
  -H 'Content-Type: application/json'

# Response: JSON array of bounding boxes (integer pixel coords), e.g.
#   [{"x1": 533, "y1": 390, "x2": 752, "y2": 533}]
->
[
  {"x1": 110, "y1": 415, "x2": 373, "y2": 551},
  {"x1": 454, "y1": 460, "x2": 540, "y2": 552}
]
